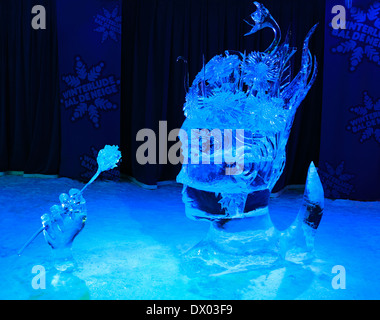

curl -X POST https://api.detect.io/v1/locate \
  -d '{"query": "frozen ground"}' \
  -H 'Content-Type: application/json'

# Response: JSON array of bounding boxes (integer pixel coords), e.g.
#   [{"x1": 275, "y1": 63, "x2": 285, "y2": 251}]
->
[{"x1": 0, "y1": 175, "x2": 379, "y2": 300}]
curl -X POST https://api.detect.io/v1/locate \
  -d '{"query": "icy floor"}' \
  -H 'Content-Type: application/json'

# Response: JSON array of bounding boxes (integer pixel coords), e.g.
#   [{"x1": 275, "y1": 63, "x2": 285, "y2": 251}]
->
[{"x1": 0, "y1": 175, "x2": 379, "y2": 300}]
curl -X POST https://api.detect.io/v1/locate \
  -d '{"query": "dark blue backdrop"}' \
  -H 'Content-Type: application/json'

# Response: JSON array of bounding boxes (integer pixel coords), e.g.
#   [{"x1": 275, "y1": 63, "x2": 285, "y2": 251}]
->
[
  {"x1": 0, "y1": 0, "x2": 378, "y2": 200},
  {"x1": 319, "y1": 0, "x2": 380, "y2": 200},
  {"x1": 57, "y1": 0, "x2": 122, "y2": 181},
  {"x1": 0, "y1": 0, "x2": 60, "y2": 175}
]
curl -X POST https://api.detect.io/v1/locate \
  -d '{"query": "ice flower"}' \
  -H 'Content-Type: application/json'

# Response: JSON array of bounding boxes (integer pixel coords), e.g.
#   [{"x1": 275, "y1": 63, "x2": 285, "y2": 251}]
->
[
  {"x1": 243, "y1": 51, "x2": 281, "y2": 93},
  {"x1": 193, "y1": 53, "x2": 242, "y2": 89},
  {"x1": 96, "y1": 145, "x2": 122, "y2": 172},
  {"x1": 17, "y1": 144, "x2": 122, "y2": 256}
]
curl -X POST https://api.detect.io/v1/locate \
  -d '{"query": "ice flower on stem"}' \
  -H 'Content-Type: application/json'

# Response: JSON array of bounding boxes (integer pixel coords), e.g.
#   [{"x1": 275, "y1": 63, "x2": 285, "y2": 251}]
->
[
  {"x1": 17, "y1": 144, "x2": 123, "y2": 257},
  {"x1": 243, "y1": 51, "x2": 280, "y2": 95},
  {"x1": 97, "y1": 145, "x2": 122, "y2": 172},
  {"x1": 80, "y1": 145, "x2": 122, "y2": 193}
]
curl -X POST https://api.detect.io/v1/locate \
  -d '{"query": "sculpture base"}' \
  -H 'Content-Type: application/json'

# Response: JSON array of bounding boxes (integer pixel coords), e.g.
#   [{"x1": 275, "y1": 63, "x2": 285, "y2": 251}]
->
[
  {"x1": 182, "y1": 210, "x2": 282, "y2": 276},
  {"x1": 51, "y1": 247, "x2": 77, "y2": 272},
  {"x1": 29, "y1": 270, "x2": 90, "y2": 300},
  {"x1": 281, "y1": 218, "x2": 317, "y2": 265}
]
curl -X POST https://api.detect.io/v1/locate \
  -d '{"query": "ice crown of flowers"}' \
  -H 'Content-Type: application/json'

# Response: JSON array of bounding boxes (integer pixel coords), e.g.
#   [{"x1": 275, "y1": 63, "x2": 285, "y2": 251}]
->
[{"x1": 183, "y1": 2, "x2": 318, "y2": 128}]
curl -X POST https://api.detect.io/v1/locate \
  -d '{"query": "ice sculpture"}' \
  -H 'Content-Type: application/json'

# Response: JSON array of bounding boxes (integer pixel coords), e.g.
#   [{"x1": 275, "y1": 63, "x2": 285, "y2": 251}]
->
[
  {"x1": 177, "y1": 2, "x2": 323, "y2": 273},
  {"x1": 18, "y1": 145, "x2": 122, "y2": 271}
]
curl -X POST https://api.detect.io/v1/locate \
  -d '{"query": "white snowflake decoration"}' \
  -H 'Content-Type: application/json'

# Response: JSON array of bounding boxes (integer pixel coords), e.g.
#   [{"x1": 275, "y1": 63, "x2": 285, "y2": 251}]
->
[
  {"x1": 319, "y1": 161, "x2": 355, "y2": 198},
  {"x1": 346, "y1": 91, "x2": 380, "y2": 143},
  {"x1": 61, "y1": 56, "x2": 120, "y2": 128},
  {"x1": 94, "y1": 6, "x2": 122, "y2": 43},
  {"x1": 331, "y1": 2, "x2": 380, "y2": 71}
]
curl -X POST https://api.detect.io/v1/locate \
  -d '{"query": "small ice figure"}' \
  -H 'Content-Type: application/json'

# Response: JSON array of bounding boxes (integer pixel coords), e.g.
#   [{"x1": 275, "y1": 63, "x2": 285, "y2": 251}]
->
[
  {"x1": 177, "y1": 2, "x2": 323, "y2": 274},
  {"x1": 40, "y1": 189, "x2": 87, "y2": 271},
  {"x1": 18, "y1": 145, "x2": 122, "y2": 271},
  {"x1": 41, "y1": 189, "x2": 87, "y2": 250}
]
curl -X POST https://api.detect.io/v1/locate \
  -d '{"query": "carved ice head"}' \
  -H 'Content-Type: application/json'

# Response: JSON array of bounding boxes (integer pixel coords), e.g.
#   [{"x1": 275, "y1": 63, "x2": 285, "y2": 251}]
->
[{"x1": 177, "y1": 2, "x2": 318, "y2": 220}]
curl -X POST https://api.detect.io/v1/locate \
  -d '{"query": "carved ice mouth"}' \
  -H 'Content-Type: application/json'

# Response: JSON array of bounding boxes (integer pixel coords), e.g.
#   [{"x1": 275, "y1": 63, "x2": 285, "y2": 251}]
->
[{"x1": 182, "y1": 186, "x2": 270, "y2": 221}]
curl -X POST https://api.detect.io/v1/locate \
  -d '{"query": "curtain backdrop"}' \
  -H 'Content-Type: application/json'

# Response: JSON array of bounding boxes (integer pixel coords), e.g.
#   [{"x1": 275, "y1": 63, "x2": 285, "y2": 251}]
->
[
  {"x1": 1, "y1": 0, "x2": 327, "y2": 194},
  {"x1": 0, "y1": 0, "x2": 60, "y2": 175}
]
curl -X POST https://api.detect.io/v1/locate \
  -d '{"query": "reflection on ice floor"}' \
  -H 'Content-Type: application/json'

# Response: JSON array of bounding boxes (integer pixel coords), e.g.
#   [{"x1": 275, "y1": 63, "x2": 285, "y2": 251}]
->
[{"x1": 0, "y1": 175, "x2": 379, "y2": 299}]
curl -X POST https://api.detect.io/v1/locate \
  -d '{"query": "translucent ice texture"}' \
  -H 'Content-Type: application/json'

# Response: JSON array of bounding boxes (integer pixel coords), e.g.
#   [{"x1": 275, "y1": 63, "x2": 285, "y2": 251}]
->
[
  {"x1": 281, "y1": 162, "x2": 325, "y2": 263},
  {"x1": 80, "y1": 144, "x2": 122, "y2": 193},
  {"x1": 17, "y1": 145, "x2": 122, "y2": 261},
  {"x1": 41, "y1": 188, "x2": 87, "y2": 250},
  {"x1": 96, "y1": 145, "x2": 122, "y2": 172},
  {"x1": 41, "y1": 144, "x2": 122, "y2": 251},
  {"x1": 177, "y1": 1, "x2": 318, "y2": 216},
  {"x1": 177, "y1": 2, "x2": 323, "y2": 271}
]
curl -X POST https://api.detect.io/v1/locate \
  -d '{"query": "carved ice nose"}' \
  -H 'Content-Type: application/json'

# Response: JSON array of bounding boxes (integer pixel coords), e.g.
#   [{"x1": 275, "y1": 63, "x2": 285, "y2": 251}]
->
[
  {"x1": 302, "y1": 162, "x2": 325, "y2": 230},
  {"x1": 279, "y1": 162, "x2": 325, "y2": 262}
]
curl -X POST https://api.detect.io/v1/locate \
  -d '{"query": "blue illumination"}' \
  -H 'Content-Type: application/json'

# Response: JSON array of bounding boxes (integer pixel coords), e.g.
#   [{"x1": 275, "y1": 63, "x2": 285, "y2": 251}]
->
[
  {"x1": 177, "y1": 2, "x2": 323, "y2": 273},
  {"x1": 17, "y1": 145, "x2": 122, "y2": 260}
]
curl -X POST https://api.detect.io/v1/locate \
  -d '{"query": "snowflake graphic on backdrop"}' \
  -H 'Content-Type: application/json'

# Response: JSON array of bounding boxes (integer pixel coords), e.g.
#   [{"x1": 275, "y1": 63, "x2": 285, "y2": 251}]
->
[
  {"x1": 331, "y1": 1, "x2": 380, "y2": 71},
  {"x1": 319, "y1": 162, "x2": 355, "y2": 199},
  {"x1": 61, "y1": 56, "x2": 120, "y2": 128},
  {"x1": 80, "y1": 146, "x2": 120, "y2": 181},
  {"x1": 93, "y1": 6, "x2": 122, "y2": 43},
  {"x1": 346, "y1": 91, "x2": 380, "y2": 143}
]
